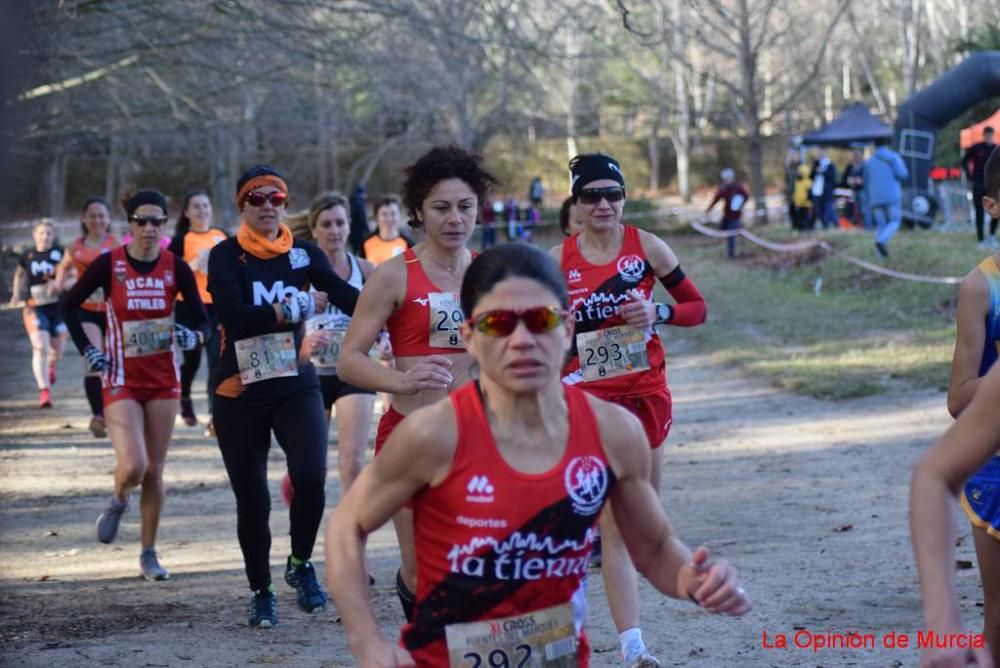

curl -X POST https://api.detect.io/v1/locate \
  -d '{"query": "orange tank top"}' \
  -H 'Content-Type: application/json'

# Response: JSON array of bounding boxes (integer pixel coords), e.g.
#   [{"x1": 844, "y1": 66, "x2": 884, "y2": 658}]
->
[
  {"x1": 362, "y1": 234, "x2": 410, "y2": 265},
  {"x1": 70, "y1": 235, "x2": 118, "y2": 312},
  {"x1": 385, "y1": 249, "x2": 467, "y2": 357},
  {"x1": 178, "y1": 228, "x2": 227, "y2": 303}
]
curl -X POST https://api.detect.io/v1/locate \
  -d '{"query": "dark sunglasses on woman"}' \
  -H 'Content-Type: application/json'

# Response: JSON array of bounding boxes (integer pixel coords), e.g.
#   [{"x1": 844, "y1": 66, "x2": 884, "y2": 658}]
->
[{"x1": 577, "y1": 186, "x2": 625, "y2": 205}]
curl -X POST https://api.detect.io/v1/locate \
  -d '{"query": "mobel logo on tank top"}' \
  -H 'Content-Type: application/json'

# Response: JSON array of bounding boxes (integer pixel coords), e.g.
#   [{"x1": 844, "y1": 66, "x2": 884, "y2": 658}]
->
[
  {"x1": 252, "y1": 280, "x2": 301, "y2": 305},
  {"x1": 465, "y1": 475, "x2": 495, "y2": 504}
]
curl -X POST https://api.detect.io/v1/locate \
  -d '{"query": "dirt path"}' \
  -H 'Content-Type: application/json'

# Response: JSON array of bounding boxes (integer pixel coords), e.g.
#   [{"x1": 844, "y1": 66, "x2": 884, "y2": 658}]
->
[{"x1": 0, "y1": 306, "x2": 982, "y2": 667}]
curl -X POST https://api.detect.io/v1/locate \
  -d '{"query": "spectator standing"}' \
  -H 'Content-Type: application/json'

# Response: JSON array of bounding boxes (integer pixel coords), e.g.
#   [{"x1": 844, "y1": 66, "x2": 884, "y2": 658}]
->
[
  {"x1": 348, "y1": 185, "x2": 369, "y2": 254},
  {"x1": 841, "y1": 149, "x2": 869, "y2": 228},
  {"x1": 809, "y1": 151, "x2": 838, "y2": 230},
  {"x1": 792, "y1": 163, "x2": 813, "y2": 231},
  {"x1": 706, "y1": 168, "x2": 750, "y2": 258},
  {"x1": 864, "y1": 138, "x2": 909, "y2": 258},
  {"x1": 784, "y1": 150, "x2": 800, "y2": 228},
  {"x1": 528, "y1": 175, "x2": 544, "y2": 208},
  {"x1": 962, "y1": 126, "x2": 997, "y2": 249}
]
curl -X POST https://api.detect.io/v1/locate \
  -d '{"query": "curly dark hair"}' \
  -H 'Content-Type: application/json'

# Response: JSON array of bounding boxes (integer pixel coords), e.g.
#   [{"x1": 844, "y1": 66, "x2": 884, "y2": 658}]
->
[{"x1": 401, "y1": 146, "x2": 499, "y2": 229}]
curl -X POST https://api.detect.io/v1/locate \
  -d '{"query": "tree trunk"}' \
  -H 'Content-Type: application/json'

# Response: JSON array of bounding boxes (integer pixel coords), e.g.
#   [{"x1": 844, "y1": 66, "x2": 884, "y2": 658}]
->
[
  {"x1": 748, "y1": 129, "x2": 766, "y2": 223},
  {"x1": 42, "y1": 146, "x2": 67, "y2": 219},
  {"x1": 671, "y1": 0, "x2": 691, "y2": 203},
  {"x1": 648, "y1": 113, "x2": 660, "y2": 192},
  {"x1": 104, "y1": 134, "x2": 118, "y2": 205}
]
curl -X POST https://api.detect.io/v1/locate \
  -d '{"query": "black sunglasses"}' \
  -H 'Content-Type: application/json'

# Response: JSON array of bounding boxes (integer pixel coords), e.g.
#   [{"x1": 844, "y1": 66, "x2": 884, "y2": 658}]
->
[
  {"x1": 128, "y1": 216, "x2": 168, "y2": 227},
  {"x1": 578, "y1": 186, "x2": 626, "y2": 205}
]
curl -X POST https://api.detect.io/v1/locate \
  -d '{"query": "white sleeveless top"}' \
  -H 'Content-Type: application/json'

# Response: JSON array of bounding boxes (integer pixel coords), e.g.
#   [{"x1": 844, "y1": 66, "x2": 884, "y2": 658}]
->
[{"x1": 306, "y1": 254, "x2": 364, "y2": 376}]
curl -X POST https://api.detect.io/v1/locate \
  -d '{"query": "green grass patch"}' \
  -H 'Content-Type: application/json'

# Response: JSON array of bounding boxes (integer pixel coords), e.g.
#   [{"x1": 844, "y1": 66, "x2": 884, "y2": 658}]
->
[{"x1": 661, "y1": 226, "x2": 983, "y2": 399}]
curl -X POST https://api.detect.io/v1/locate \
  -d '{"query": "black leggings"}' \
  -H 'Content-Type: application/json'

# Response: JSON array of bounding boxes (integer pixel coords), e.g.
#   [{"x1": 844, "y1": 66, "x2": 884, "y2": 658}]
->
[
  {"x1": 177, "y1": 301, "x2": 219, "y2": 411},
  {"x1": 214, "y1": 387, "x2": 328, "y2": 591},
  {"x1": 974, "y1": 188, "x2": 997, "y2": 242}
]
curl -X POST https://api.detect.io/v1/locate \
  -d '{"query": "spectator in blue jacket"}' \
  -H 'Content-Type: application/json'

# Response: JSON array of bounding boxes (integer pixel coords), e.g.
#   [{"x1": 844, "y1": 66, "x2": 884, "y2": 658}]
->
[{"x1": 863, "y1": 139, "x2": 909, "y2": 258}]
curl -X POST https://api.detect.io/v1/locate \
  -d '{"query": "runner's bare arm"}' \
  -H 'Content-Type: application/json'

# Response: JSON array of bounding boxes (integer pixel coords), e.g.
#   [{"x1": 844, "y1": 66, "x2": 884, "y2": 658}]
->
[
  {"x1": 637, "y1": 229, "x2": 680, "y2": 277},
  {"x1": 638, "y1": 229, "x2": 707, "y2": 327},
  {"x1": 336, "y1": 258, "x2": 408, "y2": 392},
  {"x1": 306, "y1": 243, "x2": 359, "y2": 315},
  {"x1": 947, "y1": 271, "x2": 989, "y2": 417},
  {"x1": 593, "y1": 396, "x2": 749, "y2": 614},
  {"x1": 358, "y1": 257, "x2": 377, "y2": 281},
  {"x1": 912, "y1": 364, "x2": 1000, "y2": 666},
  {"x1": 9, "y1": 266, "x2": 25, "y2": 304},
  {"x1": 337, "y1": 257, "x2": 452, "y2": 394},
  {"x1": 326, "y1": 400, "x2": 457, "y2": 664},
  {"x1": 54, "y1": 253, "x2": 74, "y2": 291}
]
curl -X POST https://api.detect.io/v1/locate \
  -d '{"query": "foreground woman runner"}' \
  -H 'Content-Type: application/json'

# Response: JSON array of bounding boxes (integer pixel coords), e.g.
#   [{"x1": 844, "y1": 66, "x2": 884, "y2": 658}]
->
[
  {"x1": 168, "y1": 190, "x2": 227, "y2": 432},
  {"x1": 61, "y1": 190, "x2": 209, "y2": 580},
  {"x1": 338, "y1": 146, "x2": 494, "y2": 617},
  {"x1": 56, "y1": 198, "x2": 118, "y2": 436},
  {"x1": 943, "y1": 147, "x2": 1000, "y2": 666},
  {"x1": 552, "y1": 152, "x2": 707, "y2": 667},
  {"x1": 208, "y1": 166, "x2": 359, "y2": 628},
  {"x1": 327, "y1": 243, "x2": 750, "y2": 667},
  {"x1": 912, "y1": 362, "x2": 1000, "y2": 668},
  {"x1": 11, "y1": 221, "x2": 67, "y2": 408}
]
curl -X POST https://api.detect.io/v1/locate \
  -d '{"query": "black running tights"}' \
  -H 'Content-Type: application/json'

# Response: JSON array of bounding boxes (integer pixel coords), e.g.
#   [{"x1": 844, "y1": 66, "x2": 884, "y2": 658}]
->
[{"x1": 213, "y1": 388, "x2": 328, "y2": 591}]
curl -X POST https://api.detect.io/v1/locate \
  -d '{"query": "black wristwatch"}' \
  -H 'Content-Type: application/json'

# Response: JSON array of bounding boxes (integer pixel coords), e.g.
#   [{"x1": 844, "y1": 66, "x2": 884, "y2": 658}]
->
[{"x1": 655, "y1": 302, "x2": 672, "y2": 324}]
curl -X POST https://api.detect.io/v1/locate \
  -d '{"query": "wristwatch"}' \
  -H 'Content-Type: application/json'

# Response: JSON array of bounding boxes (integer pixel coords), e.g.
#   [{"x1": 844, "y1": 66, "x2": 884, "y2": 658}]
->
[{"x1": 655, "y1": 302, "x2": 672, "y2": 324}]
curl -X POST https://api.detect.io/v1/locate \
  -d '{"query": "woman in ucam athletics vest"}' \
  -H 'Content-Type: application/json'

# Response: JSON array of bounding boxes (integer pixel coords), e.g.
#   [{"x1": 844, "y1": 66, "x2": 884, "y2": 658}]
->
[
  {"x1": 326, "y1": 243, "x2": 749, "y2": 667},
  {"x1": 206, "y1": 165, "x2": 359, "y2": 629},
  {"x1": 60, "y1": 189, "x2": 211, "y2": 582}
]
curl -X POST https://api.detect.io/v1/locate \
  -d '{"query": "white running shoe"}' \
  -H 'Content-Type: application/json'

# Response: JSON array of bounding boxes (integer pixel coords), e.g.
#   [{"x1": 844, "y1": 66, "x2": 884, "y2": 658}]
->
[{"x1": 978, "y1": 241, "x2": 989, "y2": 251}]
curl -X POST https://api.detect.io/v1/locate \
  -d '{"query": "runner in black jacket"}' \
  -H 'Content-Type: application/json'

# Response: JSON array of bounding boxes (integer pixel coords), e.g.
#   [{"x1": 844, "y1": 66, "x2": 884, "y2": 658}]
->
[{"x1": 208, "y1": 165, "x2": 359, "y2": 628}]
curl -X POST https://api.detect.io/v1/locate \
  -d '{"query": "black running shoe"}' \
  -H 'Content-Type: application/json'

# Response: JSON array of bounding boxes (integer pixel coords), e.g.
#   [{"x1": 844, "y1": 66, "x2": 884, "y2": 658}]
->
[
  {"x1": 180, "y1": 397, "x2": 197, "y2": 427},
  {"x1": 284, "y1": 557, "x2": 328, "y2": 613},
  {"x1": 248, "y1": 589, "x2": 278, "y2": 628}
]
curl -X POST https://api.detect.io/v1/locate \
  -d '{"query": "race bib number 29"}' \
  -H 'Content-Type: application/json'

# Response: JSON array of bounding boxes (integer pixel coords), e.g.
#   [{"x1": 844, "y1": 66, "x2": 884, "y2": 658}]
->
[
  {"x1": 445, "y1": 604, "x2": 577, "y2": 667},
  {"x1": 429, "y1": 292, "x2": 465, "y2": 349}
]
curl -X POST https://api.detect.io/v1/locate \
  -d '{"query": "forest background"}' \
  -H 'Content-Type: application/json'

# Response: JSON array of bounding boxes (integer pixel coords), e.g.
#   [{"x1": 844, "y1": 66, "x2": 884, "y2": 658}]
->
[{"x1": 1, "y1": 0, "x2": 1000, "y2": 226}]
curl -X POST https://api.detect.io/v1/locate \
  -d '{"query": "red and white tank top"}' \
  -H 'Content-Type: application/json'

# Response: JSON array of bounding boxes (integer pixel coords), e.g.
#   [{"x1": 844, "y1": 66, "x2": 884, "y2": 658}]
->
[
  {"x1": 104, "y1": 246, "x2": 180, "y2": 389},
  {"x1": 401, "y1": 382, "x2": 613, "y2": 666},
  {"x1": 70, "y1": 235, "x2": 118, "y2": 312},
  {"x1": 560, "y1": 224, "x2": 666, "y2": 399},
  {"x1": 385, "y1": 249, "x2": 467, "y2": 357}
]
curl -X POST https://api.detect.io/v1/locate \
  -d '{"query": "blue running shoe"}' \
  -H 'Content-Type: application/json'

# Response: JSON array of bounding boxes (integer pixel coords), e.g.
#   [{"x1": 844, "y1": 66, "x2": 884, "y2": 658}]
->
[
  {"x1": 284, "y1": 557, "x2": 328, "y2": 613},
  {"x1": 96, "y1": 495, "x2": 129, "y2": 544},
  {"x1": 139, "y1": 548, "x2": 170, "y2": 581},
  {"x1": 248, "y1": 589, "x2": 278, "y2": 628}
]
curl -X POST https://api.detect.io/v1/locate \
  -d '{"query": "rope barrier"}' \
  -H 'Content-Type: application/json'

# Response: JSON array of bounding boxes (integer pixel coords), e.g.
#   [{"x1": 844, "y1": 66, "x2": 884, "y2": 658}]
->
[{"x1": 690, "y1": 220, "x2": 963, "y2": 285}]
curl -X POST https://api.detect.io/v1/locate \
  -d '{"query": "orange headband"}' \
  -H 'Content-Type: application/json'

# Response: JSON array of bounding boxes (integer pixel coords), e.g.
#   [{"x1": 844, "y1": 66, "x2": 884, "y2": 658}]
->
[{"x1": 237, "y1": 175, "x2": 289, "y2": 210}]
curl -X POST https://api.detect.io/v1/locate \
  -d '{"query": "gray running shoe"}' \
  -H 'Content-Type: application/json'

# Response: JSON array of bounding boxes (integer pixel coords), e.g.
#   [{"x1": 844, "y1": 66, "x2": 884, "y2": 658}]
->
[
  {"x1": 627, "y1": 653, "x2": 663, "y2": 668},
  {"x1": 96, "y1": 495, "x2": 129, "y2": 544},
  {"x1": 140, "y1": 548, "x2": 170, "y2": 581}
]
